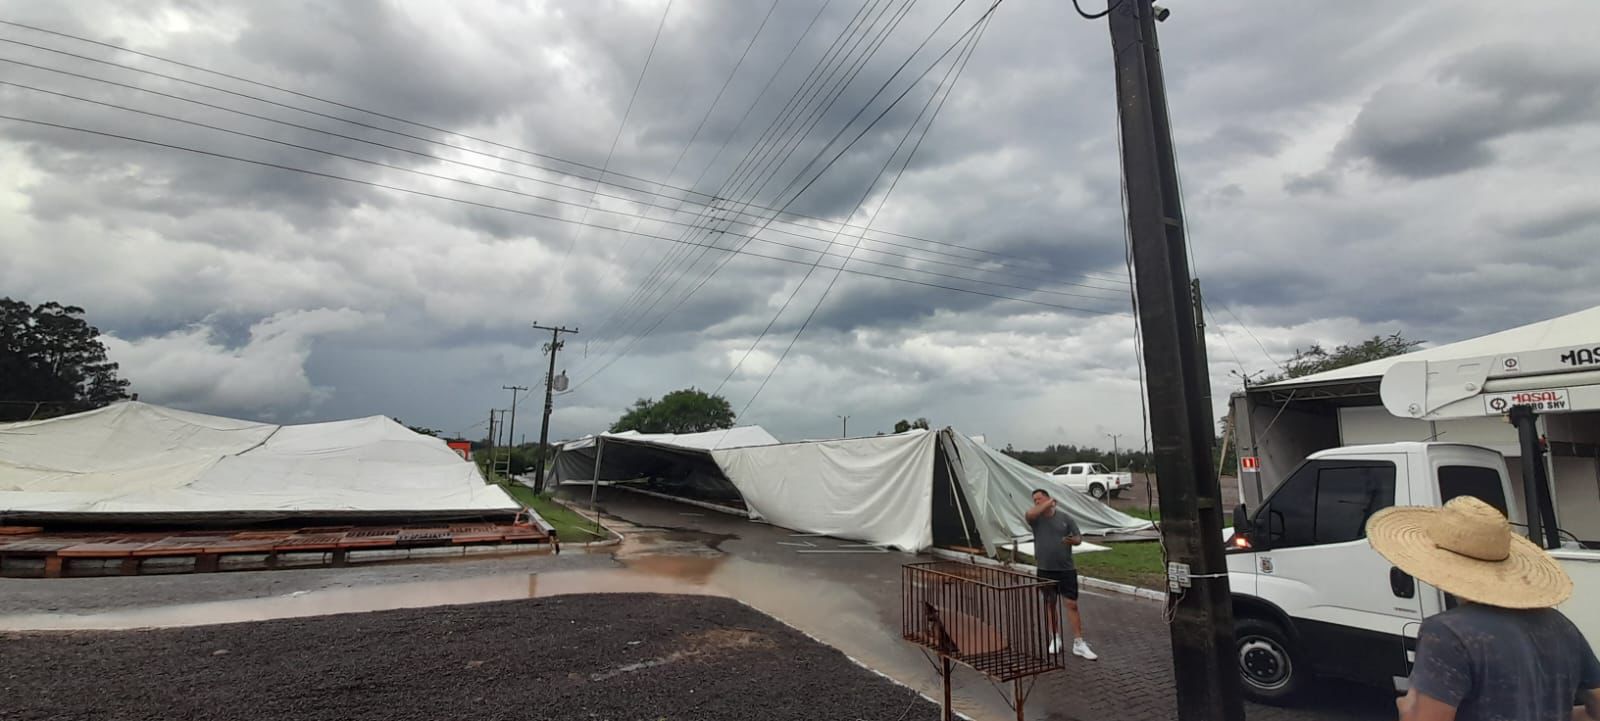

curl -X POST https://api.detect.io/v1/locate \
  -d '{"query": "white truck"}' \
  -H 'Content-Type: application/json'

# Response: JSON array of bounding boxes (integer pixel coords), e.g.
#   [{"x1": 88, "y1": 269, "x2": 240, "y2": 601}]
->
[
  {"x1": 1047, "y1": 462, "x2": 1134, "y2": 500},
  {"x1": 1224, "y1": 313, "x2": 1600, "y2": 703}
]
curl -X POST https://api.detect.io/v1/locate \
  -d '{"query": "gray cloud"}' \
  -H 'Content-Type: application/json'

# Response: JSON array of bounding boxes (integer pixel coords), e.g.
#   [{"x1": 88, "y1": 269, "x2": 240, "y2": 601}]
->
[
  {"x1": 3, "y1": 0, "x2": 1600, "y2": 449},
  {"x1": 1337, "y1": 44, "x2": 1600, "y2": 179}
]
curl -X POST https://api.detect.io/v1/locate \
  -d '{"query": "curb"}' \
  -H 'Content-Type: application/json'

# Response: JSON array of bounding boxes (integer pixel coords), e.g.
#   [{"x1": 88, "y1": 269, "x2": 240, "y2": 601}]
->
[
  {"x1": 549, "y1": 499, "x2": 626, "y2": 547},
  {"x1": 928, "y1": 548, "x2": 1166, "y2": 602}
]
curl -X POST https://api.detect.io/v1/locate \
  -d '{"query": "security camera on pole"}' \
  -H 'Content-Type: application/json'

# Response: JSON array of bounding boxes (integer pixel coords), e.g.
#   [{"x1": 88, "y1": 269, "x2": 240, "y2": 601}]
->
[{"x1": 532, "y1": 322, "x2": 578, "y2": 494}]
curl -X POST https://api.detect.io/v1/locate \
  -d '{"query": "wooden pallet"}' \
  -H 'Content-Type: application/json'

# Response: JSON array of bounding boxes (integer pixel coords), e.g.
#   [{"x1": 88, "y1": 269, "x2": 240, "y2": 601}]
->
[{"x1": 0, "y1": 519, "x2": 551, "y2": 578}]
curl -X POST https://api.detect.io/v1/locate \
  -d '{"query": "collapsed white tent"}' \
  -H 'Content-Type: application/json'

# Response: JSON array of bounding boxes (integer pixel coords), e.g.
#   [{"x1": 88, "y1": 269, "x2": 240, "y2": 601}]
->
[
  {"x1": 0, "y1": 402, "x2": 520, "y2": 523},
  {"x1": 558, "y1": 427, "x2": 1151, "y2": 552}
]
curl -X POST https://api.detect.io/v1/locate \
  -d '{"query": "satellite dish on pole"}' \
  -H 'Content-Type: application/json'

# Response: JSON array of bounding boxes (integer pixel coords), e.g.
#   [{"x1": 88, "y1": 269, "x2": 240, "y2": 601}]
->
[{"x1": 552, "y1": 371, "x2": 570, "y2": 393}]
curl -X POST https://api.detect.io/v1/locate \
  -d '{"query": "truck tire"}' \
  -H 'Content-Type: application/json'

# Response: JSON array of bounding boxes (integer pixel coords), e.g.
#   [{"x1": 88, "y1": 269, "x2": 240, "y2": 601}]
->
[
  {"x1": 1088, "y1": 483, "x2": 1107, "y2": 500},
  {"x1": 1235, "y1": 616, "x2": 1305, "y2": 705}
]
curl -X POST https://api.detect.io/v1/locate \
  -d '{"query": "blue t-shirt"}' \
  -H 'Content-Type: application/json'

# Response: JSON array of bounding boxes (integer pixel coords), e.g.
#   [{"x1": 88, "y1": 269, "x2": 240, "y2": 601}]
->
[{"x1": 1411, "y1": 604, "x2": 1600, "y2": 721}]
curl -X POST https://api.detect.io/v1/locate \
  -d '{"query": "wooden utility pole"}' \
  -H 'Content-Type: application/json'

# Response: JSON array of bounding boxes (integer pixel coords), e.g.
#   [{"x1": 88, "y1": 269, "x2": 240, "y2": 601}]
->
[
  {"x1": 532, "y1": 322, "x2": 579, "y2": 493},
  {"x1": 1106, "y1": 2, "x2": 1244, "y2": 720}
]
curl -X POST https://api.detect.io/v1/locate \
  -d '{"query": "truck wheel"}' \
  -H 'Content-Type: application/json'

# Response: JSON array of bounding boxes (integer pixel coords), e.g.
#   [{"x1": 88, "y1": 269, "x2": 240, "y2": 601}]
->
[
  {"x1": 1235, "y1": 617, "x2": 1305, "y2": 705},
  {"x1": 1089, "y1": 483, "x2": 1107, "y2": 500}
]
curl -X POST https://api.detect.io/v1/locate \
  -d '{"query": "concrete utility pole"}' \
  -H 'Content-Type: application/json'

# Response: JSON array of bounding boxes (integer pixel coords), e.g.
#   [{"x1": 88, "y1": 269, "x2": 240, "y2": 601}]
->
[
  {"x1": 1105, "y1": 2, "x2": 1244, "y2": 720},
  {"x1": 1105, "y1": 433, "x2": 1122, "y2": 471},
  {"x1": 532, "y1": 322, "x2": 579, "y2": 494},
  {"x1": 838, "y1": 415, "x2": 850, "y2": 438}
]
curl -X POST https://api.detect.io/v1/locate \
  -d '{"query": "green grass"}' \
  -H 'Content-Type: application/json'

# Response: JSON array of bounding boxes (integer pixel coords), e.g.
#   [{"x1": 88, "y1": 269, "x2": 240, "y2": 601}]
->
[
  {"x1": 1074, "y1": 541, "x2": 1166, "y2": 589},
  {"x1": 498, "y1": 483, "x2": 608, "y2": 542},
  {"x1": 998, "y1": 540, "x2": 1167, "y2": 590},
  {"x1": 1117, "y1": 505, "x2": 1162, "y2": 522}
]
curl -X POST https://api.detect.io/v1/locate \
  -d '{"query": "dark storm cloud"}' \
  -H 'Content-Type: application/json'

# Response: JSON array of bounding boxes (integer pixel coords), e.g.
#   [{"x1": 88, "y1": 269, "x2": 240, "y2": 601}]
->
[
  {"x1": 1337, "y1": 44, "x2": 1600, "y2": 179},
  {"x1": 1500, "y1": 202, "x2": 1600, "y2": 240},
  {"x1": 6, "y1": 0, "x2": 1600, "y2": 448},
  {"x1": 1282, "y1": 170, "x2": 1337, "y2": 196}
]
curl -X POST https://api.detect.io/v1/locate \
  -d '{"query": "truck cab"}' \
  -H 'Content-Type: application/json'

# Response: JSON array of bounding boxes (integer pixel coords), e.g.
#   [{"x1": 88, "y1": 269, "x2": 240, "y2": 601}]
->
[{"x1": 1224, "y1": 442, "x2": 1515, "y2": 703}]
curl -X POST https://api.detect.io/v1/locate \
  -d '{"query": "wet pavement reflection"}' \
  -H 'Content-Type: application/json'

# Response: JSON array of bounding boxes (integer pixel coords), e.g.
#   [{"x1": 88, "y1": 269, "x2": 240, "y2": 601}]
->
[{"x1": 0, "y1": 500, "x2": 1007, "y2": 721}]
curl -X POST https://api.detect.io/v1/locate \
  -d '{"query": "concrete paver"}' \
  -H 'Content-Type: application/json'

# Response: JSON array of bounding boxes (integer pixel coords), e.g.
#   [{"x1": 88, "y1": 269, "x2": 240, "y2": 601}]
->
[{"x1": 581, "y1": 487, "x2": 1396, "y2": 721}]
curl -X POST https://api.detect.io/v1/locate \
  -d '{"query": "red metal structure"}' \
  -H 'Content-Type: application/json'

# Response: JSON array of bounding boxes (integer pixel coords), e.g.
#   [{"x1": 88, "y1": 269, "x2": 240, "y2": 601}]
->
[{"x1": 903, "y1": 560, "x2": 1065, "y2": 720}]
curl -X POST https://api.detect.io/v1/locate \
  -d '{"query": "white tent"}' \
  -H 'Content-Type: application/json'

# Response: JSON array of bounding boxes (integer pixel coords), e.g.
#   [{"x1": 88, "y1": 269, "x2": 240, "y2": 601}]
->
[
  {"x1": 0, "y1": 402, "x2": 520, "y2": 523},
  {"x1": 559, "y1": 427, "x2": 1152, "y2": 552}
]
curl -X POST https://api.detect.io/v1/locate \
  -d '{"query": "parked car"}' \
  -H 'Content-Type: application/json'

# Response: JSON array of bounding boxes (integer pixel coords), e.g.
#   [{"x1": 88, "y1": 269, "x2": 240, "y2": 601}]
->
[{"x1": 1046, "y1": 462, "x2": 1133, "y2": 500}]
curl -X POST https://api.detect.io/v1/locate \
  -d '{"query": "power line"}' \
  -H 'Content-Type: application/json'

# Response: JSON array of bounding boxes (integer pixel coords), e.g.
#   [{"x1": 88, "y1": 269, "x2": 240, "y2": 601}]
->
[
  {"x1": 582, "y1": 0, "x2": 786, "y2": 342},
  {"x1": 570, "y1": 0, "x2": 949, "y2": 381},
  {"x1": 577, "y1": 0, "x2": 914, "y2": 367},
  {"x1": 730, "y1": 5, "x2": 997, "y2": 417},
  {"x1": 567, "y1": 0, "x2": 1008, "y2": 392},
  {"x1": 0, "y1": 80, "x2": 1126, "y2": 312},
  {"x1": 558, "y1": 0, "x2": 674, "y2": 269},
  {"x1": 1070, "y1": 0, "x2": 1122, "y2": 21},
  {"x1": 0, "y1": 58, "x2": 1117, "y2": 302},
  {"x1": 0, "y1": 114, "x2": 1121, "y2": 317},
  {"x1": 0, "y1": 25, "x2": 1131, "y2": 290},
  {"x1": 590, "y1": 0, "x2": 964, "y2": 368}
]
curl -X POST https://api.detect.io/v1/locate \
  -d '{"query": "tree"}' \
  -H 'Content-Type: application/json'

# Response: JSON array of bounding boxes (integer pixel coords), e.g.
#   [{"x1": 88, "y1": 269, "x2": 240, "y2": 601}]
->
[
  {"x1": 406, "y1": 425, "x2": 442, "y2": 437},
  {"x1": 892, "y1": 417, "x2": 931, "y2": 434},
  {"x1": 1258, "y1": 332, "x2": 1422, "y2": 384},
  {"x1": 0, "y1": 298, "x2": 130, "y2": 421},
  {"x1": 610, "y1": 387, "x2": 735, "y2": 434}
]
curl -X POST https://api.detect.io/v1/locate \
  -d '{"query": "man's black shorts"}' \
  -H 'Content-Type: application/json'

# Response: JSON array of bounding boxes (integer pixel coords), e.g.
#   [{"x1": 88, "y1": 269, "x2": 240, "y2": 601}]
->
[{"x1": 1037, "y1": 569, "x2": 1080, "y2": 601}]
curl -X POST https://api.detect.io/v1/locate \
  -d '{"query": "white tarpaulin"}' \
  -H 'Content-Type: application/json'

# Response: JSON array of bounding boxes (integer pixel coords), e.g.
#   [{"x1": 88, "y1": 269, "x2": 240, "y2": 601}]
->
[
  {"x1": 559, "y1": 426, "x2": 780, "y2": 453},
  {"x1": 0, "y1": 402, "x2": 519, "y2": 522},
  {"x1": 713, "y1": 430, "x2": 938, "y2": 552},
  {"x1": 946, "y1": 430, "x2": 1154, "y2": 553}
]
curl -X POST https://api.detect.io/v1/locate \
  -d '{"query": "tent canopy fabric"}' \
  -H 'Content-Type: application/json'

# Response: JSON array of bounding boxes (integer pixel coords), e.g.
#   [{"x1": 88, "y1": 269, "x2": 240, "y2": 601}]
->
[
  {"x1": 558, "y1": 426, "x2": 781, "y2": 453},
  {"x1": 1262, "y1": 305, "x2": 1600, "y2": 388},
  {"x1": 0, "y1": 402, "x2": 519, "y2": 523},
  {"x1": 557, "y1": 426, "x2": 1152, "y2": 552}
]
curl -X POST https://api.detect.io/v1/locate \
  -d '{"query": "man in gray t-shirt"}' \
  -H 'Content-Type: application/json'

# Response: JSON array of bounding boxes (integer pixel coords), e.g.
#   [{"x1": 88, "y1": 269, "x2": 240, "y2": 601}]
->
[
  {"x1": 1408, "y1": 605, "x2": 1599, "y2": 721},
  {"x1": 1026, "y1": 488, "x2": 1096, "y2": 660}
]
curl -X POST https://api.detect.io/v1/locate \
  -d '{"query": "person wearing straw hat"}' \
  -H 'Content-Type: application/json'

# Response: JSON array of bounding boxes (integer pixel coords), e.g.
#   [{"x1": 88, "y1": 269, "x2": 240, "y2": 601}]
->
[{"x1": 1367, "y1": 496, "x2": 1600, "y2": 721}]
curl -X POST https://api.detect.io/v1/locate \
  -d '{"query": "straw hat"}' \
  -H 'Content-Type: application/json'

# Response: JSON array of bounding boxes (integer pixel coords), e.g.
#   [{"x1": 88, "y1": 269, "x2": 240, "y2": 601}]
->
[{"x1": 1366, "y1": 496, "x2": 1572, "y2": 609}]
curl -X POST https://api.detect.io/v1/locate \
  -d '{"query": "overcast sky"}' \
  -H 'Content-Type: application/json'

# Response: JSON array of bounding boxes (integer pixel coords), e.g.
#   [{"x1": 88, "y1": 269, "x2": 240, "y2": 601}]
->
[{"x1": 2, "y1": 0, "x2": 1597, "y2": 449}]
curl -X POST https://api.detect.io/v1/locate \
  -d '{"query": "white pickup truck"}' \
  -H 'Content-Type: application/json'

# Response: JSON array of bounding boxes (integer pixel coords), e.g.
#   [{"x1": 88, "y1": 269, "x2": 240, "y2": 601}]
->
[{"x1": 1047, "y1": 462, "x2": 1134, "y2": 500}]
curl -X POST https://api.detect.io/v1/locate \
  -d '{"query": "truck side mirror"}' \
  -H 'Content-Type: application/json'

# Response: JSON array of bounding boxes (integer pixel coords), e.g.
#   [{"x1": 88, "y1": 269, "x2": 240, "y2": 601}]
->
[{"x1": 1232, "y1": 503, "x2": 1251, "y2": 533}]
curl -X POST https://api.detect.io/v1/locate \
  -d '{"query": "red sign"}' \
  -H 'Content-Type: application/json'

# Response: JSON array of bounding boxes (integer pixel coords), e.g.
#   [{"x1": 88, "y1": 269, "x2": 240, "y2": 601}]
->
[
  {"x1": 447, "y1": 441, "x2": 473, "y2": 461},
  {"x1": 1240, "y1": 456, "x2": 1259, "y2": 471}
]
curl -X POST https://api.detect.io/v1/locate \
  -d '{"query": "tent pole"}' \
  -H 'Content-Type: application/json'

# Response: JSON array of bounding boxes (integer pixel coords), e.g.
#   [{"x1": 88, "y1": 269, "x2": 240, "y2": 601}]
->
[{"x1": 940, "y1": 433, "x2": 978, "y2": 551}]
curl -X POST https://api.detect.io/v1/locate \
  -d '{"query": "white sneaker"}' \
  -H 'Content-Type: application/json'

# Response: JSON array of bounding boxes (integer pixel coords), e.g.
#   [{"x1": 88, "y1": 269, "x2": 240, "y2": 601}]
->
[
  {"x1": 1047, "y1": 635, "x2": 1062, "y2": 654},
  {"x1": 1072, "y1": 638, "x2": 1098, "y2": 661}
]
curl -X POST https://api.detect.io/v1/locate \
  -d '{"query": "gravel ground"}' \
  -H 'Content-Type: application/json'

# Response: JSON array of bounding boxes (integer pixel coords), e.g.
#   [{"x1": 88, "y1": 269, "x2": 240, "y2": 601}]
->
[{"x1": 0, "y1": 593, "x2": 941, "y2": 721}]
